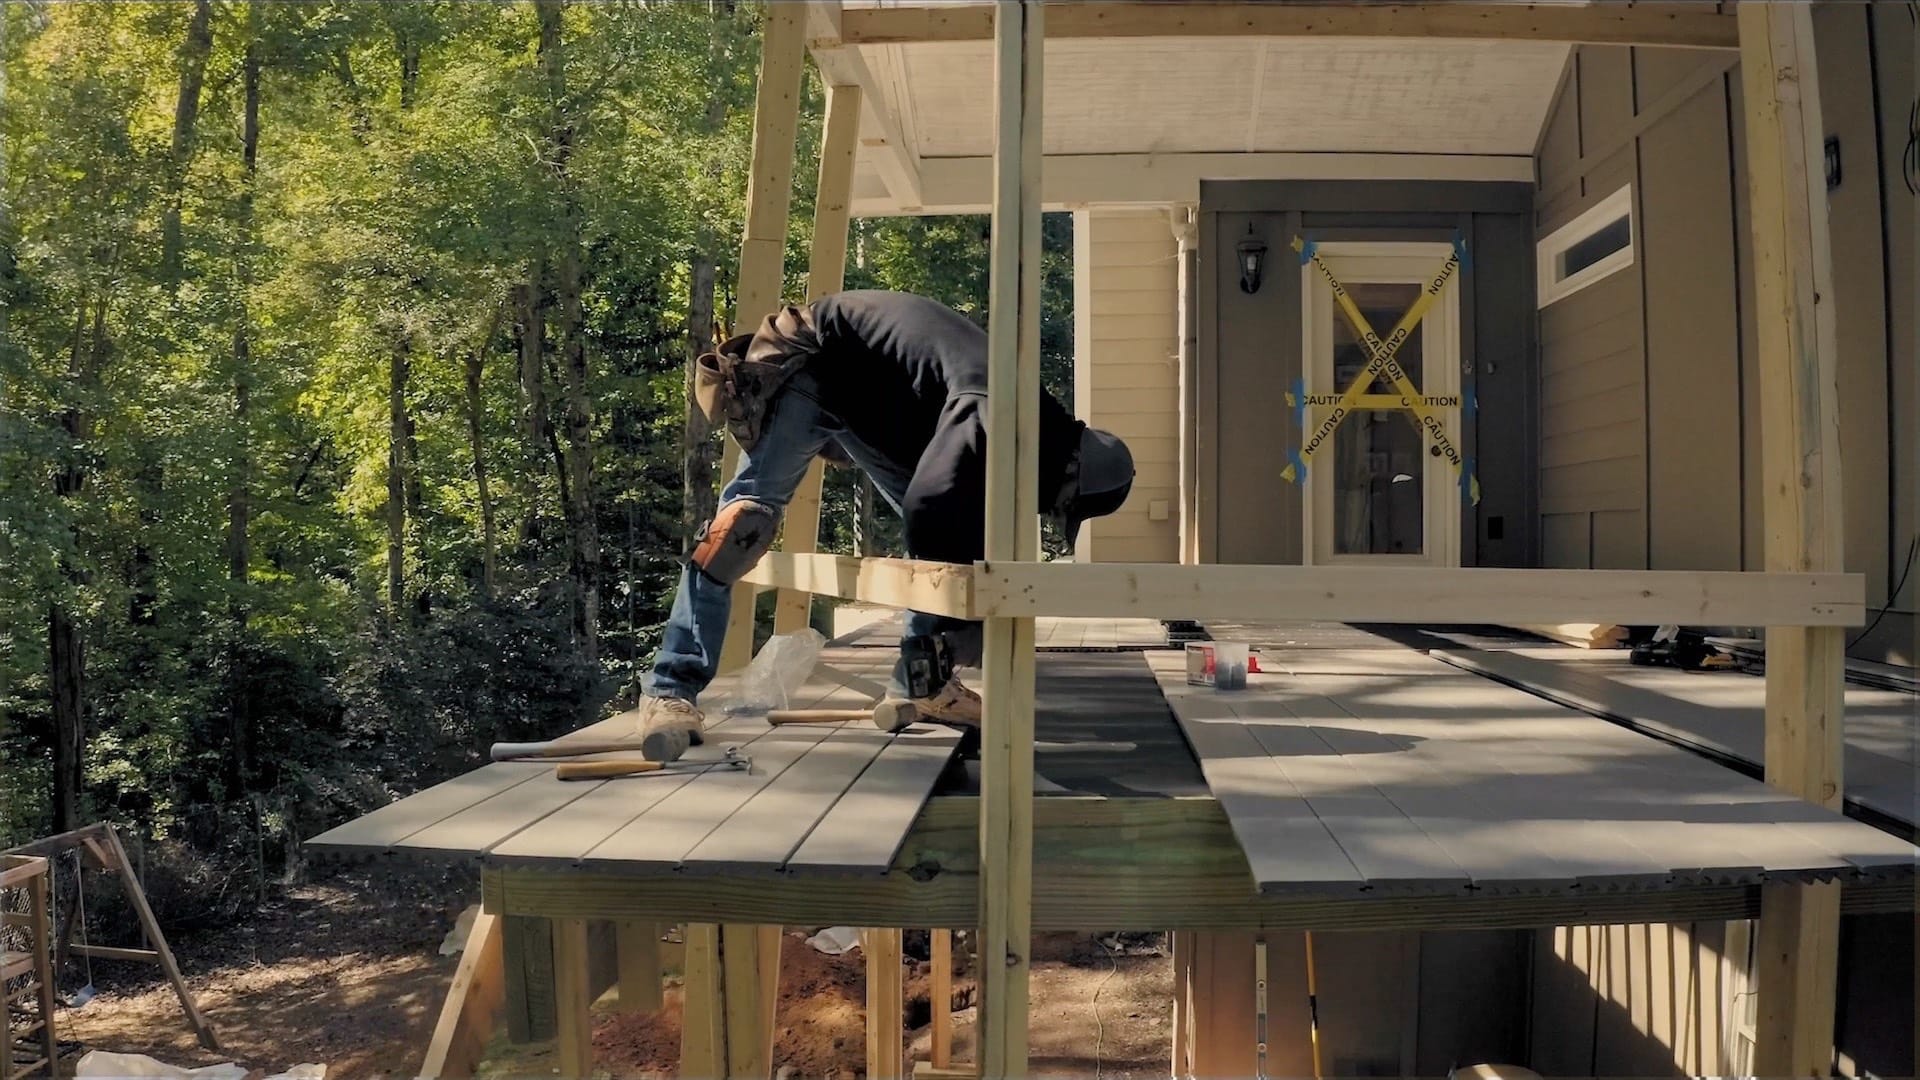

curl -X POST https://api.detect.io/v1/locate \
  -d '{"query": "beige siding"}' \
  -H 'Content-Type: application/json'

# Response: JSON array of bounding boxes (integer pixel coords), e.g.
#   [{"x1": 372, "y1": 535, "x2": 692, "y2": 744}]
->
[{"x1": 1073, "y1": 208, "x2": 1179, "y2": 563}]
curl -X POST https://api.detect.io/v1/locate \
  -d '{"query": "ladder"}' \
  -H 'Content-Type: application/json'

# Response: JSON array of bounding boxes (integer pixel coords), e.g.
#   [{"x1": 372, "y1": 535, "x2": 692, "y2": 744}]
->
[{"x1": 0, "y1": 855, "x2": 58, "y2": 1080}]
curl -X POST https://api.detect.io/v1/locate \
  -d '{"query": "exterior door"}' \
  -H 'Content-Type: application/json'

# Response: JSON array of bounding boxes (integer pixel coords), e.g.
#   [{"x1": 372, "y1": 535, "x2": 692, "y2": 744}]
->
[{"x1": 1300, "y1": 242, "x2": 1463, "y2": 567}]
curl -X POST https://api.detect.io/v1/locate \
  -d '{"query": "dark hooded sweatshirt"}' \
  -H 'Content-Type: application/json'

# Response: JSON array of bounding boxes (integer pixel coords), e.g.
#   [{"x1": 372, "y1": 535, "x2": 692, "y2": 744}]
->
[{"x1": 798, "y1": 291, "x2": 1084, "y2": 563}]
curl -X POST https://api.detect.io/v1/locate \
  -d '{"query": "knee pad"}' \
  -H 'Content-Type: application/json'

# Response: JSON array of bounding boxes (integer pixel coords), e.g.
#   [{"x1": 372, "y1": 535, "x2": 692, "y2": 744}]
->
[{"x1": 691, "y1": 499, "x2": 781, "y2": 584}]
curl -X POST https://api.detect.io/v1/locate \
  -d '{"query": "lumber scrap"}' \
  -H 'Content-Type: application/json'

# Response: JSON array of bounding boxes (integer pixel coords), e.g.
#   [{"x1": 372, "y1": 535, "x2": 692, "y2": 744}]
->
[{"x1": 1517, "y1": 623, "x2": 1627, "y2": 649}]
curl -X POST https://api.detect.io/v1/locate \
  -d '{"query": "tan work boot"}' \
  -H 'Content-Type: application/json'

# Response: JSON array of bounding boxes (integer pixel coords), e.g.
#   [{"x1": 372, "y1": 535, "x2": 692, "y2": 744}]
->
[
  {"x1": 636, "y1": 696, "x2": 704, "y2": 761},
  {"x1": 874, "y1": 676, "x2": 982, "y2": 732}
]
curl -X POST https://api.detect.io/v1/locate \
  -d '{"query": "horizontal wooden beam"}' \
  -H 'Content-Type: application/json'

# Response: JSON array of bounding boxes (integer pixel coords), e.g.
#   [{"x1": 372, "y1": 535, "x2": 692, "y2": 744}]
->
[
  {"x1": 69, "y1": 943, "x2": 161, "y2": 964},
  {"x1": 850, "y1": 152, "x2": 1534, "y2": 217},
  {"x1": 972, "y1": 562, "x2": 1866, "y2": 626},
  {"x1": 833, "y1": 3, "x2": 1739, "y2": 50},
  {"x1": 739, "y1": 553, "x2": 974, "y2": 618},
  {"x1": 485, "y1": 798, "x2": 1914, "y2": 931}
]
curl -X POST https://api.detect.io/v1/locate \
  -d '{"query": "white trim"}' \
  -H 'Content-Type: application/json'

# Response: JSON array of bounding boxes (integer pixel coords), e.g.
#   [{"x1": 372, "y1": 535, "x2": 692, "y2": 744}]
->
[
  {"x1": 1299, "y1": 243, "x2": 1463, "y2": 570},
  {"x1": 1536, "y1": 183, "x2": 1635, "y2": 307},
  {"x1": 847, "y1": 152, "x2": 1536, "y2": 216}
]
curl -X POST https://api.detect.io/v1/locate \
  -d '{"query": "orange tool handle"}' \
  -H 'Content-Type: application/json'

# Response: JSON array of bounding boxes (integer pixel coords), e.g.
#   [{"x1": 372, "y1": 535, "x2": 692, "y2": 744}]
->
[{"x1": 553, "y1": 759, "x2": 665, "y2": 781}]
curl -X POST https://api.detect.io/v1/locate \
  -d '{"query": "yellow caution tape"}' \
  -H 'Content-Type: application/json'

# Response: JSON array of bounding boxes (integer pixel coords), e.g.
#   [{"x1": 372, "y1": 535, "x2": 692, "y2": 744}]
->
[{"x1": 1282, "y1": 238, "x2": 1480, "y2": 504}]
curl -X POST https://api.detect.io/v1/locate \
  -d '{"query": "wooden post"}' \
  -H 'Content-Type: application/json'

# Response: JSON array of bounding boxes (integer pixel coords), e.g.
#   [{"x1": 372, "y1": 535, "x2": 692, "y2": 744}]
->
[
  {"x1": 930, "y1": 929, "x2": 954, "y2": 1069},
  {"x1": 615, "y1": 920, "x2": 662, "y2": 1013},
  {"x1": 865, "y1": 928, "x2": 905, "y2": 1079},
  {"x1": 1737, "y1": 5, "x2": 1846, "y2": 1077},
  {"x1": 419, "y1": 911, "x2": 506, "y2": 1080},
  {"x1": 978, "y1": 1, "x2": 1042, "y2": 1075},
  {"x1": 721, "y1": 922, "x2": 783, "y2": 1078},
  {"x1": 552, "y1": 917, "x2": 594, "y2": 1077},
  {"x1": 681, "y1": 923, "x2": 726, "y2": 1077},
  {"x1": 718, "y1": 0, "x2": 808, "y2": 674},
  {"x1": 772, "y1": 81, "x2": 864, "y2": 636}
]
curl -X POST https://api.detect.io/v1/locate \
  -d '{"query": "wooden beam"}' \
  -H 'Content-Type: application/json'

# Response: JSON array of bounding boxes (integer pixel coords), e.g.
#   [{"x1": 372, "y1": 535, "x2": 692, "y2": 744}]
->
[
  {"x1": 972, "y1": 562, "x2": 1865, "y2": 625},
  {"x1": 552, "y1": 918, "x2": 595, "y2": 1078},
  {"x1": 1738, "y1": 4, "x2": 1846, "y2": 1077},
  {"x1": 853, "y1": 152, "x2": 1536, "y2": 217},
  {"x1": 719, "y1": 0, "x2": 809, "y2": 675},
  {"x1": 807, "y1": 2, "x2": 925, "y2": 208},
  {"x1": 680, "y1": 924, "x2": 726, "y2": 1077},
  {"x1": 834, "y1": 3, "x2": 1739, "y2": 49},
  {"x1": 68, "y1": 943, "x2": 161, "y2": 964},
  {"x1": 722, "y1": 923, "x2": 781, "y2": 1078},
  {"x1": 930, "y1": 929, "x2": 954, "y2": 1068},
  {"x1": 865, "y1": 928, "x2": 905, "y2": 1079},
  {"x1": 739, "y1": 553, "x2": 974, "y2": 618},
  {"x1": 615, "y1": 921, "x2": 662, "y2": 1014},
  {"x1": 978, "y1": 1, "x2": 1043, "y2": 1074},
  {"x1": 772, "y1": 81, "x2": 863, "y2": 637},
  {"x1": 501, "y1": 914, "x2": 553, "y2": 1044},
  {"x1": 420, "y1": 911, "x2": 506, "y2": 1080},
  {"x1": 102, "y1": 827, "x2": 219, "y2": 1052}
]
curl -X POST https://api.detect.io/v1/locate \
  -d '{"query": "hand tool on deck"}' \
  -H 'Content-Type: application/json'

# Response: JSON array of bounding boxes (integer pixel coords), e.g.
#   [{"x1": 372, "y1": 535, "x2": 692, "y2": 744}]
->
[
  {"x1": 766, "y1": 705, "x2": 922, "y2": 733},
  {"x1": 490, "y1": 738, "x2": 644, "y2": 762},
  {"x1": 554, "y1": 745, "x2": 750, "y2": 781}
]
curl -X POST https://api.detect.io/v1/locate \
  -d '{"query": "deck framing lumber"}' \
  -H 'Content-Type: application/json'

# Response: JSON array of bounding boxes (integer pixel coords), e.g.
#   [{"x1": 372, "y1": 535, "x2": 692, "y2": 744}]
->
[
  {"x1": 772, "y1": 79, "x2": 862, "y2": 636},
  {"x1": 865, "y1": 928, "x2": 906, "y2": 1079},
  {"x1": 717, "y1": 0, "x2": 808, "y2": 675},
  {"x1": 977, "y1": 1, "x2": 1043, "y2": 1074},
  {"x1": 1738, "y1": 4, "x2": 1848, "y2": 1075},
  {"x1": 615, "y1": 921, "x2": 662, "y2": 1014},
  {"x1": 419, "y1": 911, "x2": 504, "y2": 1080},
  {"x1": 551, "y1": 917, "x2": 594, "y2": 1077},
  {"x1": 741, "y1": 553, "x2": 975, "y2": 618},
  {"x1": 828, "y1": 2, "x2": 1740, "y2": 49}
]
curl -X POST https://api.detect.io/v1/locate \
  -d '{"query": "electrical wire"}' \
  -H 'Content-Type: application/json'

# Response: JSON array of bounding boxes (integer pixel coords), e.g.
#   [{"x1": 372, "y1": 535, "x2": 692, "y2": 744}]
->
[
  {"x1": 1090, "y1": 935, "x2": 1119, "y2": 1080},
  {"x1": 1849, "y1": 533, "x2": 1919, "y2": 649}
]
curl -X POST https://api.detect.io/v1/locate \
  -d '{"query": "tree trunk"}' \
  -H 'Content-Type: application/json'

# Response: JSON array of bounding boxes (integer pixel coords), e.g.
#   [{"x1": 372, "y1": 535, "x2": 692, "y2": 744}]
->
[
  {"x1": 388, "y1": 342, "x2": 409, "y2": 613},
  {"x1": 539, "y1": 0, "x2": 598, "y2": 663},
  {"x1": 229, "y1": 4, "x2": 260, "y2": 616},
  {"x1": 160, "y1": 0, "x2": 214, "y2": 286},
  {"x1": 466, "y1": 306, "x2": 503, "y2": 598},
  {"x1": 48, "y1": 296, "x2": 105, "y2": 833},
  {"x1": 683, "y1": 247, "x2": 717, "y2": 553}
]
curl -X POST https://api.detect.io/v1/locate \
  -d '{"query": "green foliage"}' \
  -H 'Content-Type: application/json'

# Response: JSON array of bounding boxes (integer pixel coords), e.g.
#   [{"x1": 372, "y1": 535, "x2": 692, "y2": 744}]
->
[{"x1": 0, "y1": 2, "x2": 1074, "y2": 881}]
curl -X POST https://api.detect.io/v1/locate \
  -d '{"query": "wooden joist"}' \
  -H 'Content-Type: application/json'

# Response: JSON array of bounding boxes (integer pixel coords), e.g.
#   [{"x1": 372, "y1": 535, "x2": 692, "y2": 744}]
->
[
  {"x1": 740, "y1": 553, "x2": 975, "y2": 618},
  {"x1": 827, "y1": 2, "x2": 1741, "y2": 50}
]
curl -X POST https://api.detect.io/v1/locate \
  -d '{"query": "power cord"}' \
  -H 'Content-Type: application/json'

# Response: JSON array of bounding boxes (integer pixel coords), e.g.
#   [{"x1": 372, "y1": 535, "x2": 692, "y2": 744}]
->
[
  {"x1": 1850, "y1": 533, "x2": 1919, "y2": 649},
  {"x1": 1090, "y1": 935, "x2": 1119, "y2": 1080}
]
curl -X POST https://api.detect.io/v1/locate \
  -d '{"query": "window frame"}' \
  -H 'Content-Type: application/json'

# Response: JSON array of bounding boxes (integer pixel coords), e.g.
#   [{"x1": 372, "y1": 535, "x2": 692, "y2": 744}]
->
[{"x1": 1536, "y1": 183, "x2": 1636, "y2": 308}]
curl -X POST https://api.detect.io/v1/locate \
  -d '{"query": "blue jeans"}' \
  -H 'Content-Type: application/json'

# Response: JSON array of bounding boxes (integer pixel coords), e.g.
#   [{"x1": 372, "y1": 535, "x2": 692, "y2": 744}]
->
[{"x1": 647, "y1": 371, "x2": 982, "y2": 703}]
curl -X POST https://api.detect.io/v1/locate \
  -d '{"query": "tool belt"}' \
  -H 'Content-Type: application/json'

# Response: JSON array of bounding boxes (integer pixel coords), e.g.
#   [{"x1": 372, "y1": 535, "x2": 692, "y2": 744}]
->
[{"x1": 692, "y1": 304, "x2": 821, "y2": 453}]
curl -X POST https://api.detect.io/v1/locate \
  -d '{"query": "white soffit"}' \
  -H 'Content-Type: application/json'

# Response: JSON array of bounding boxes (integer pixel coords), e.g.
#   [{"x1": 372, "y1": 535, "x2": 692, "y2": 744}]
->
[{"x1": 863, "y1": 36, "x2": 1572, "y2": 158}]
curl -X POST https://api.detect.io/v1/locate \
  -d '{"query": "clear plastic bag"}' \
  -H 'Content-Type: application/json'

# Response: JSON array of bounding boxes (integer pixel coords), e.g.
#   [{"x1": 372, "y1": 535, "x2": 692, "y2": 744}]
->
[{"x1": 722, "y1": 628, "x2": 826, "y2": 715}]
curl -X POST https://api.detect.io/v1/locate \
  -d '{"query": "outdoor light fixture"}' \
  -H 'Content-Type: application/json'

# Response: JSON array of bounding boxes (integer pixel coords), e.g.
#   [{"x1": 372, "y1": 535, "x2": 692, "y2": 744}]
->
[{"x1": 1237, "y1": 229, "x2": 1267, "y2": 294}]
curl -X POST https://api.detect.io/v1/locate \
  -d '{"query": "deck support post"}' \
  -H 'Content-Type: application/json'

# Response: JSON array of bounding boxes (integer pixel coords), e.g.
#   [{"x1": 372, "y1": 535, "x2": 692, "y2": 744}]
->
[
  {"x1": 551, "y1": 917, "x2": 594, "y2": 1076},
  {"x1": 718, "y1": 0, "x2": 808, "y2": 673},
  {"x1": 1737, "y1": 4, "x2": 1846, "y2": 1076},
  {"x1": 930, "y1": 928, "x2": 954, "y2": 1068},
  {"x1": 865, "y1": 928, "x2": 905, "y2": 1078},
  {"x1": 681, "y1": 924, "x2": 727, "y2": 1076},
  {"x1": 615, "y1": 921, "x2": 662, "y2": 1014},
  {"x1": 773, "y1": 79, "x2": 864, "y2": 636},
  {"x1": 978, "y1": 1, "x2": 1043, "y2": 1075}
]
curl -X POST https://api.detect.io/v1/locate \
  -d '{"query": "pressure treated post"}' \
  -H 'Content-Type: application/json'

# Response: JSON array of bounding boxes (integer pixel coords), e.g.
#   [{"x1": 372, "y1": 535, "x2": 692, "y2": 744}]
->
[
  {"x1": 978, "y1": 1, "x2": 1042, "y2": 1075},
  {"x1": 772, "y1": 82, "x2": 863, "y2": 636},
  {"x1": 864, "y1": 927, "x2": 905, "y2": 1078},
  {"x1": 718, "y1": 0, "x2": 808, "y2": 675},
  {"x1": 1737, "y1": 6, "x2": 1846, "y2": 1076}
]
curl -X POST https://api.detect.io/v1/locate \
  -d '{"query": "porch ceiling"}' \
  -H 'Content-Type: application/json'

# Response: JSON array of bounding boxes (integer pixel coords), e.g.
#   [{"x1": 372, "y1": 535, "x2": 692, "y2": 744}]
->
[{"x1": 830, "y1": 21, "x2": 1571, "y2": 213}]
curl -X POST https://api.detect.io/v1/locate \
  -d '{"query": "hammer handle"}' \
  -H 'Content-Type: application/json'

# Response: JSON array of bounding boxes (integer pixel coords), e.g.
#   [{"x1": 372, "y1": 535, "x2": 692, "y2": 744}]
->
[
  {"x1": 554, "y1": 759, "x2": 664, "y2": 781},
  {"x1": 491, "y1": 739, "x2": 639, "y2": 762},
  {"x1": 767, "y1": 709, "x2": 874, "y2": 725}
]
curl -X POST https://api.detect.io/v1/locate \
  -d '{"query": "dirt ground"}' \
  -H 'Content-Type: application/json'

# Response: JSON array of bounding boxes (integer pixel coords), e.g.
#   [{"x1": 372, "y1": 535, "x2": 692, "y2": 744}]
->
[{"x1": 53, "y1": 881, "x2": 1170, "y2": 1079}]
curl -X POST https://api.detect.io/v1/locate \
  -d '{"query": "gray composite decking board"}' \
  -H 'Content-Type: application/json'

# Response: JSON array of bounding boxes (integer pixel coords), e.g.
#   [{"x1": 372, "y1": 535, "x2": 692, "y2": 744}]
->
[
  {"x1": 575, "y1": 723, "x2": 841, "y2": 872},
  {"x1": 681, "y1": 724, "x2": 898, "y2": 873},
  {"x1": 1434, "y1": 648, "x2": 1919, "y2": 828},
  {"x1": 783, "y1": 728, "x2": 963, "y2": 876},
  {"x1": 303, "y1": 712, "x2": 638, "y2": 855},
  {"x1": 415, "y1": 711, "x2": 777, "y2": 862},
  {"x1": 1328, "y1": 671, "x2": 1858, "y2": 882},
  {"x1": 1147, "y1": 657, "x2": 1367, "y2": 891}
]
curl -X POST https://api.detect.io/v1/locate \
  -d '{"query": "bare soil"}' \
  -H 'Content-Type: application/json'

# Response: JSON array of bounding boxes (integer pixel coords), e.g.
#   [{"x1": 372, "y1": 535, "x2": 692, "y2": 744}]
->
[{"x1": 56, "y1": 882, "x2": 1169, "y2": 1080}]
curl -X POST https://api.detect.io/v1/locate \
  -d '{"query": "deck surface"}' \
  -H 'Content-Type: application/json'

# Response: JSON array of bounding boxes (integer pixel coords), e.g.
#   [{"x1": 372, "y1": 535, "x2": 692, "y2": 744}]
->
[
  {"x1": 1147, "y1": 647, "x2": 1917, "y2": 895},
  {"x1": 305, "y1": 647, "x2": 961, "y2": 876},
  {"x1": 1433, "y1": 647, "x2": 1919, "y2": 830}
]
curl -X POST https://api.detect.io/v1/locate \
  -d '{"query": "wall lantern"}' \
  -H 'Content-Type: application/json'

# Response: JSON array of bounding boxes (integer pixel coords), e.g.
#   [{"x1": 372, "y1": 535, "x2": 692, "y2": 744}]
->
[{"x1": 1237, "y1": 228, "x2": 1268, "y2": 294}]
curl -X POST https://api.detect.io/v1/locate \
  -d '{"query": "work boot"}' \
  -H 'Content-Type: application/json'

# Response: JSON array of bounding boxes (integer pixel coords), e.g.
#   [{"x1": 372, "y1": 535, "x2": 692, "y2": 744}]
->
[
  {"x1": 636, "y1": 696, "x2": 704, "y2": 761},
  {"x1": 874, "y1": 676, "x2": 982, "y2": 732}
]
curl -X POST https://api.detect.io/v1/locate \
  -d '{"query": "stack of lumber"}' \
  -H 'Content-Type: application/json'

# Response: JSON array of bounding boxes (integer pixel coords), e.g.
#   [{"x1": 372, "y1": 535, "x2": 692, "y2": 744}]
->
[{"x1": 1516, "y1": 623, "x2": 1627, "y2": 649}]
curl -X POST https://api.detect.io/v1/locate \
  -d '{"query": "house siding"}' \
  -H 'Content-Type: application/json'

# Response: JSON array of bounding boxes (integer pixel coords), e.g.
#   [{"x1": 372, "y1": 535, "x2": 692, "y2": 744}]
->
[
  {"x1": 1532, "y1": 9, "x2": 1914, "y2": 665},
  {"x1": 1073, "y1": 208, "x2": 1181, "y2": 563}
]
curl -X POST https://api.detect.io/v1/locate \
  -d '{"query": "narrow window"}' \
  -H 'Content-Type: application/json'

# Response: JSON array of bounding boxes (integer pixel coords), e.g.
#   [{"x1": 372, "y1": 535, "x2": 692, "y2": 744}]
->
[{"x1": 1537, "y1": 185, "x2": 1635, "y2": 307}]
